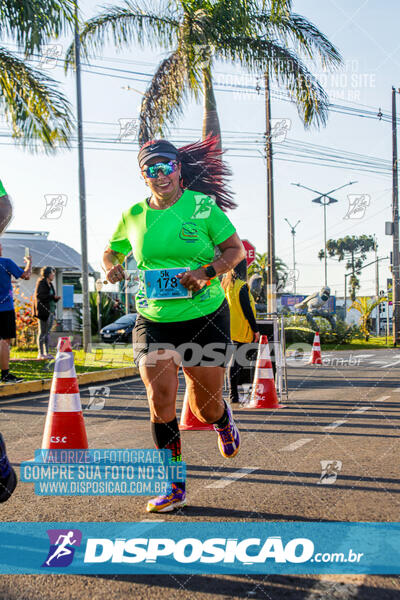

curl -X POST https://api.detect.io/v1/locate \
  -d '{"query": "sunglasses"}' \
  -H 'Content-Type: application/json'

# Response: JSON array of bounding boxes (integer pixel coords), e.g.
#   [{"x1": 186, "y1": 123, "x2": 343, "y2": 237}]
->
[{"x1": 142, "y1": 160, "x2": 179, "y2": 179}]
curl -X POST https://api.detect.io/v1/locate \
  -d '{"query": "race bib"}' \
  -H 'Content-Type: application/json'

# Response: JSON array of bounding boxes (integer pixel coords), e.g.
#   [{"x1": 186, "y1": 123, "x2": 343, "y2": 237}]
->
[{"x1": 144, "y1": 268, "x2": 192, "y2": 300}]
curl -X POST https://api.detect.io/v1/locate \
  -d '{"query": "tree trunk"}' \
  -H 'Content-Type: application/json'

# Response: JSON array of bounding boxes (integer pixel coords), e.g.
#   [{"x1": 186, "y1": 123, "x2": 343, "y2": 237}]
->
[
  {"x1": 202, "y1": 66, "x2": 221, "y2": 150},
  {"x1": 350, "y1": 252, "x2": 356, "y2": 301}
]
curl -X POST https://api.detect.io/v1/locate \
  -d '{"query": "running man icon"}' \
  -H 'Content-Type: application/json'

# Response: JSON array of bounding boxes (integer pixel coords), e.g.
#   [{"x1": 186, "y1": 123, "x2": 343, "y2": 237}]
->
[
  {"x1": 42, "y1": 529, "x2": 82, "y2": 568},
  {"x1": 46, "y1": 531, "x2": 76, "y2": 566}
]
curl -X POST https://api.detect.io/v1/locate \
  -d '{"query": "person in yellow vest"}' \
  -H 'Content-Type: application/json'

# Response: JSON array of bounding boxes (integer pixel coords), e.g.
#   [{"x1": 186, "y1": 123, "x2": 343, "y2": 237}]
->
[{"x1": 222, "y1": 259, "x2": 260, "y2": 403}]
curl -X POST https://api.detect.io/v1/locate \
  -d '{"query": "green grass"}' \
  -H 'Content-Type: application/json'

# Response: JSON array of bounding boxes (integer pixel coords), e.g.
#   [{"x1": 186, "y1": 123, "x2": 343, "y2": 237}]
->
[
  {"x1": 10, "y1": 345, "x2": 136, "y2": 381},
  {"x1": 322, "y1": 336, "x2": 395, "y2": 351}
]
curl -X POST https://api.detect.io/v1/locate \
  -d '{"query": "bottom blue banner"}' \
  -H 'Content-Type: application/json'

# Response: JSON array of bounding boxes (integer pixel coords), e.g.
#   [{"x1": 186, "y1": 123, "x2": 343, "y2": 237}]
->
[{"x1": 0, "y1": 522, "x2": 399, "y2": 574}]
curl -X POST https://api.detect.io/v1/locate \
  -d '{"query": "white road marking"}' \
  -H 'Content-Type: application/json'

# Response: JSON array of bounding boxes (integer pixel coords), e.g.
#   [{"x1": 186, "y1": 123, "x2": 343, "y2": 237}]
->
[
  {"x1": 353, "y1": 354, "x2": 374, "y2": 358},
  {"x1": 280, "y1": 438, "x2": 313, "y2": 451},
  {"x1": 375, "y1": 395, "x2": 391, "y2": 402},
  {"x1": 371, "y1": 360, "x2": 388, "y2": 365},
  {"x1": 353, "y1": 407, "x2": 370, "y2": 414},
  {"x1": 140, "y1": 519, "x2": 165, "y2": 522},
  {"x1": 206, "y1": 467, "x2": 258, "y2": 489},
  {"x1": 380, "y1": 359, "x2": 400, "y2": 368},
  {"x1": 323, "y1": 420, "x2": 347, "y2": 430}
]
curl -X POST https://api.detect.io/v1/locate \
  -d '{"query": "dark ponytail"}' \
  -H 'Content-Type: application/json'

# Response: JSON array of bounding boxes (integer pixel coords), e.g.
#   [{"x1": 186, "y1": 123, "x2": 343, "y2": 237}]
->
[{"x1": 178, "y1": 135, "x2": 236, "y2": 212}]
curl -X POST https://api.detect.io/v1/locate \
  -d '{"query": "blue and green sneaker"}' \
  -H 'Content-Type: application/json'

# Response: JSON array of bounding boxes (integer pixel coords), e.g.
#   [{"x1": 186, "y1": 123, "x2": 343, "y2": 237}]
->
[
  {"x1": 213, "y1": 402, "x2": 240, "y2": 458},
  {"x1": 146, "y1": 483, "x2": 186, "y2": 513}
]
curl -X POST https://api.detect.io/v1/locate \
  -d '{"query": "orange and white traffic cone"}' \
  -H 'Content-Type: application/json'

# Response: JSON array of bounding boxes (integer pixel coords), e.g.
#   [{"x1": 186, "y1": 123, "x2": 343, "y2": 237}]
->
[
  {"x1": 248, "y1": 335, "x2": 284, "y2": 409},
  {"x1": 309, "y1": 331, "x2": 322, "y2": 365},
  {"x1": 179, "y1": 388, "x2": 214, "y2": 431},
  {"x1": 42, "y1": 337, "x2": 88, "y2": 449}
]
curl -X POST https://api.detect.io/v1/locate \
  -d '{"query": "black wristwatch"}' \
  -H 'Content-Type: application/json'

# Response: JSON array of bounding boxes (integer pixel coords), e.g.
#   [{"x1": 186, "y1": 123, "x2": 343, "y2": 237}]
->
[{"x1": 204, "y1": 264, "x2": 217, "y2": 279}]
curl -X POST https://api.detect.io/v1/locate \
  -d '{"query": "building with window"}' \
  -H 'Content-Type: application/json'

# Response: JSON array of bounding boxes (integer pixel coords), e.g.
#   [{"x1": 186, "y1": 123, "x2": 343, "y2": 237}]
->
[{"x1": 2, "y1": 230, "x2": 97, "y2": 330}]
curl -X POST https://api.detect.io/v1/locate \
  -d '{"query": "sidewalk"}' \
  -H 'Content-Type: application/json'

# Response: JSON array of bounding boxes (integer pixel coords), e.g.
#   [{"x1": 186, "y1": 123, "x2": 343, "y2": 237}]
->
[{"x1": 0, "y1": 366, "x2": 139, "y2": 398}]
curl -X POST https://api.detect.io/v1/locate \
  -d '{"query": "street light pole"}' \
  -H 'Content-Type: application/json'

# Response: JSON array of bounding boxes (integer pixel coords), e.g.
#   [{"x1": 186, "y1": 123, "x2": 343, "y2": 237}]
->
[
  {"x1": 323, "y1": 200, "x2": 328, "y2": 286},
  {"x1": 95, "y1": 279, "x2": 103, "y2": 333},
  {"x1": 265, "y1": 71, "x2": 276, "y2": 314},
  {"x1": 374, "y1": 236, "x2": 380, "y2": 335},
  {"x1": 74, "y1": 1, "x2": 91, "y2": 351},
  {"x1": 291, "y1": 181, "x2": 357, "y2": 287},
  {"x1": 284, "y1": 219, "x2": 300, "y2": 294},
  {"x1": 392, "y1": 86, "x2": 400, "y2": 346}
]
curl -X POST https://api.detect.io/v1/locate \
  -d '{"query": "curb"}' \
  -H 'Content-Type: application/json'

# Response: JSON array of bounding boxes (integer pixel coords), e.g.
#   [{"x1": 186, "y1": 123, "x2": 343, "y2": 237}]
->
[{"x1": 0, "y1": 367, "x2": 139, "y2": 399}]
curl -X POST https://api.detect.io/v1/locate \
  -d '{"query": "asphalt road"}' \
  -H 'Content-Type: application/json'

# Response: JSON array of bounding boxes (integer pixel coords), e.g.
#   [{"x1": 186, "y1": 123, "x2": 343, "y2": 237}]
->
[{"x1": 0, "y1": 349, "x2": 399, "y2": 599}]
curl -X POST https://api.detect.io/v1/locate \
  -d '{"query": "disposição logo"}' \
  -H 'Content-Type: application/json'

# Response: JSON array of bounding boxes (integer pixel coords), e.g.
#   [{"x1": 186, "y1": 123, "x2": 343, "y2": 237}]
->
[{"x1": 42, "y1": 529, "x2": 82, "y2": 568}]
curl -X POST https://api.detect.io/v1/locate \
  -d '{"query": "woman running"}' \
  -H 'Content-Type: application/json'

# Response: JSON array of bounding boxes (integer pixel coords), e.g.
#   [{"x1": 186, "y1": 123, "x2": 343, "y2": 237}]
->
[{"x1": 103, "y1": 136, "x2": 245, "y2": 512}]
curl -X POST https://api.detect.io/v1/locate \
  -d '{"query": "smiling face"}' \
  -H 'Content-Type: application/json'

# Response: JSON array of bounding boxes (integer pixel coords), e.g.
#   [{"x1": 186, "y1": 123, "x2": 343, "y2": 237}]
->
[{"x1": 141, "y1": 156, "x2": 182, "y2": 203}]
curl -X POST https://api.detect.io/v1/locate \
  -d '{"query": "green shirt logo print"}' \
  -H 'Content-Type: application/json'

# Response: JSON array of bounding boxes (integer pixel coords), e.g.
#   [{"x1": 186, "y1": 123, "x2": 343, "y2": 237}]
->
[
  {"x1": 192, "y1": 195, "x2": 214, "y2": 219},
  {"x1": 179, "y1": 222, "x2": 199, "y2": 242}
]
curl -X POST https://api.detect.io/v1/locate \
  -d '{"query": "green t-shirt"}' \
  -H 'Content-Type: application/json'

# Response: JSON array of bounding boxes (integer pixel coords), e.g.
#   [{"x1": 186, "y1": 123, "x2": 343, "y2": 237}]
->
[{"x1": 109, "y1": 189, "x2": 236, "y2": 322}]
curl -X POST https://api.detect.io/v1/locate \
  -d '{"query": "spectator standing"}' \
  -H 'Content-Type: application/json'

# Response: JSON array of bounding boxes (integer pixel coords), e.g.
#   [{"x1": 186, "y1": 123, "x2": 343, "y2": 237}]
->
[
  {"x1": 222, "y1": 259, "x2": 260, "y2": 403},
  {"x1": 33, "y1": 267, "x2": 60, "y2": 359},
  {"x1": 0, "y1": 243, "x2": 32, "y2": 383}
]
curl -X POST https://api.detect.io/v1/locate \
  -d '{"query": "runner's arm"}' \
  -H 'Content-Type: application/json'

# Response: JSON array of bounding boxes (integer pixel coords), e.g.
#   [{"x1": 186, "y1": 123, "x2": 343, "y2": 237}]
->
[
  {"x1": 19, "y1": 255, "x2": 32, "y2": 280},
  {"x1": 214, "y1": 233, "x2": 246, "y2": 276},
  {"x1": 102, "y1": 247, "x2": 126, "y2": 283},
  {"x1": 179, "y1": 233, "x2": 245, "y2": 291}
]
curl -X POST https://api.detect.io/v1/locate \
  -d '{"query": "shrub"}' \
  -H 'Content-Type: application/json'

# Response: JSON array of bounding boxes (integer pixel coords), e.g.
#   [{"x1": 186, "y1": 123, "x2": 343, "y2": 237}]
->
[
  {"x1": 318, "y1": 320, "x2": 361, "y2": 345},
  {"x1": 13, "y1": 286, "x2": 37, "y2": 349},
  {"x1": 284, "y1": 315, "x2": 360, "y2": 346}
]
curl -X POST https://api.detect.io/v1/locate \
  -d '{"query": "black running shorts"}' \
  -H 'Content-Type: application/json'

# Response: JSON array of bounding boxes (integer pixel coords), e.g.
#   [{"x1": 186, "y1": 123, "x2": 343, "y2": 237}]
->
[
  {"x1": 0, "y1": 310, "x2": 16, "y2": 340},
  {"x1": 132, "y1": 299, "x2": 231, "y2": 367}
]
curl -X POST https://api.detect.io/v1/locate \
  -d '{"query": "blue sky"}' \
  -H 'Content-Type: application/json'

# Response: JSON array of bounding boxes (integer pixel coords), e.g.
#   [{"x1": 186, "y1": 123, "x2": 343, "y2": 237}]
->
[{"x1": 1, "y1": 0, "x2": 398, "y2": 296}]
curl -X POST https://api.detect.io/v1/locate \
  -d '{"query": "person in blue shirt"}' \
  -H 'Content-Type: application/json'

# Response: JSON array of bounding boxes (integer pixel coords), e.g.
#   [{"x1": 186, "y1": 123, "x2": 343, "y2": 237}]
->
[
  {"x1": 0, "y1": 178, "x2": 30, "y2": 504},
  {"x1": 0, "y1": 242, "x2": 32, "y2": 383}
]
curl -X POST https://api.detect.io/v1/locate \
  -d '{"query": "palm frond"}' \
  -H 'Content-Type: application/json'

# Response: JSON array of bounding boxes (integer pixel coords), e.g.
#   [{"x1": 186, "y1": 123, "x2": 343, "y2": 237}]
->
[
  {"x1": 138, "y1": 49, "x2": 189, "y2": 144},
  {"x1": 267, "y1": 0, "x2": 292, "y2": 18},
  {"x1": 65, "y1": 1, "x2": 179, "y2": 69},
  {"x1": 351, "y1": 296, "x2": 386, "y2": 315},
  {"x1": 0, "y1": 47, "x2": 73, "y2": 153},
  {"x1": 0, "y1": 0, "x2": 75, "y2": 54},
  {"x1": 252, "y1": 12, "x2": 342, "y2": 68},
  {"x1": 217, "y1": 37, "x2": 330, "y2": 127}
]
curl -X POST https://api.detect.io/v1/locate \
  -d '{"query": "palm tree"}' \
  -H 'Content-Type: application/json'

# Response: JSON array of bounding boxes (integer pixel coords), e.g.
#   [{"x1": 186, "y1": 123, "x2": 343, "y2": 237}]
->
[
  {"x1": 350, "y1": 296, "x2": 386, "y2": 341},
  {"x1": 0, "y1": 0, "x2": 74, "y2": 152},
  {"x1": 0, "y1": 1, "x2": 75, "y2": 231},
  {"x1": 66, "y1": 0, "x2": 341, "y2": 146}
]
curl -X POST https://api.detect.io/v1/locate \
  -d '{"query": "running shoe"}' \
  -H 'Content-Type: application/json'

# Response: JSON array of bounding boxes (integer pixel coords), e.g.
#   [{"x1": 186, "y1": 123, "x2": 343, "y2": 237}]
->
[
  {"x1": 0, "y1": 433, "x2": 17, "y2": 503},
  {"x1": 214, "y1": 401, "x2": 240, "y2": 458},
  {"x1": 1, "y1": 373, "x2": 24, "y2": 384},
  {"x1": 146, "y1": 483, "x2": 186, "y2": 513}
]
